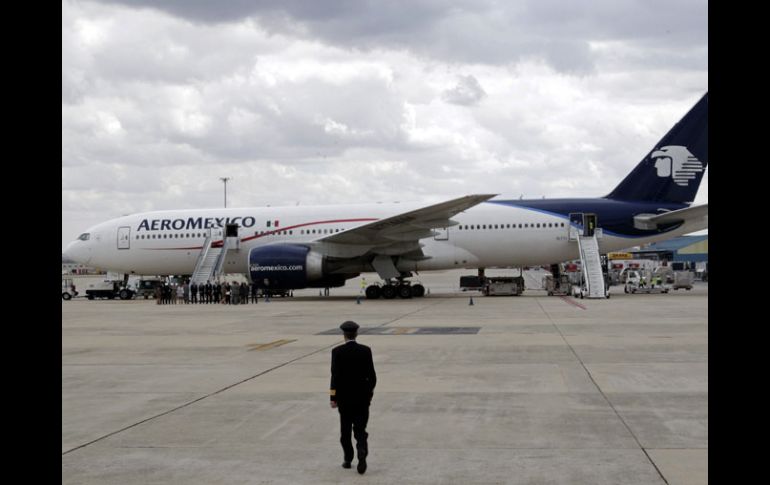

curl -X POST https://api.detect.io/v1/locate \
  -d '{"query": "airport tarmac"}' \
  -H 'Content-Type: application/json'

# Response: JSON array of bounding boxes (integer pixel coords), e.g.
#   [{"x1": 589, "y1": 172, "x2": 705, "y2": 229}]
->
[{"x1": 62, "y1": 270, "x2": 707, "y2": 484}]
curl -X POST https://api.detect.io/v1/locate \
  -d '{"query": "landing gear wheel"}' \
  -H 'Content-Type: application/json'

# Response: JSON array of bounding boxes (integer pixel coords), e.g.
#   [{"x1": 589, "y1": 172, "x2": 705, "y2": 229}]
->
[
  {"x1": 411, "y1": 284, "x2": 425, "y2": 297},
  {"x1": 381, "y1": 285, "x2": 397, "y2": 299},
  {"x1": 398, "y1": 285, "x2": 413, "y2": 299},
  {"x1": 365, "y1": 285, "x2": 381, "y2": 299}
]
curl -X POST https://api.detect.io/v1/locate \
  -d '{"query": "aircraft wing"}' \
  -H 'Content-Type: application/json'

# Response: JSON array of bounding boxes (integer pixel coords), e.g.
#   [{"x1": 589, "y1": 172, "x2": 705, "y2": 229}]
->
[
  {"x1": 633, "y1": 203, "x2": 708, "y2": 230},
  {"x1": 319, "y1": 194, "x2": 496, "y2": 245},
  {"x1": 307, "y1": 194, "x2": 496, "y2": 278}
]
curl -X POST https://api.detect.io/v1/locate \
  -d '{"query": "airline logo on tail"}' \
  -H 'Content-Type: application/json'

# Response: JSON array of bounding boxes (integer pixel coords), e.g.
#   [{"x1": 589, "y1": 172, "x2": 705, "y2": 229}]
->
[{"x1": 652, "y1": 145, "x2": 704, "y2": 186}]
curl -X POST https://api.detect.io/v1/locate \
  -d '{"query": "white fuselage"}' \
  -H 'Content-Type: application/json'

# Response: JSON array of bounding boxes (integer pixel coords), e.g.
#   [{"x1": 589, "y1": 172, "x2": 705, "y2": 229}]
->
[{"x1": 63, "y1": 201, "x2": 706, "y2": 276}]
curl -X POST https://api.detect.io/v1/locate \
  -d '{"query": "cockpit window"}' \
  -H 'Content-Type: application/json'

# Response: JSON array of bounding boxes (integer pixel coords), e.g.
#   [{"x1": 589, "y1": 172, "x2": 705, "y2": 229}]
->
[{"x1": 78, "y1": 233, "x2": 90, "y2": 241}]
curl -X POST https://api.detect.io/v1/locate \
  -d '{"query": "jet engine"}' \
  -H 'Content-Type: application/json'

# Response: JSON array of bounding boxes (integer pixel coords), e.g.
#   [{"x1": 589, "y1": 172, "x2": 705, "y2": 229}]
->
[{"x1": 247, "y1": 244, "x2": 350, "y2": 289}]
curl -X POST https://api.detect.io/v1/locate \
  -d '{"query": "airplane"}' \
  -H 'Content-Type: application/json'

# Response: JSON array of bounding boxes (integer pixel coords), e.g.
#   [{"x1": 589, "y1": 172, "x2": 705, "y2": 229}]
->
[{"x1": 63, "y1": 92, "x2": 707, "y2": 299}]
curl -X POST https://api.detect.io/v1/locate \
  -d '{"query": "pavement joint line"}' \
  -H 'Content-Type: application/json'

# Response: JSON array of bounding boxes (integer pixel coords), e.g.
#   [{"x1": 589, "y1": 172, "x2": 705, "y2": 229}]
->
[
  {"x1": 368, "y1": 299, "x2": 444, "y2": 330},
  {"x1": 62, "y1": 299, "x2": 441, "y2": 457},
  {"x1": 534, "y1": 297, "x2": 671, "y2": 485}
]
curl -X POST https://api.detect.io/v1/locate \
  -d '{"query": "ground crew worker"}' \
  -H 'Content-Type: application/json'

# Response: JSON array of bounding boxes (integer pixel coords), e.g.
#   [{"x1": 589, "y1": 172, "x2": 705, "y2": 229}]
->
[
  {"x1": 330, "y1": 321, "x2": 377, "y2": 474},
  {"x1": 250, "y1": 282, "x2": 258, "y2": 304}
]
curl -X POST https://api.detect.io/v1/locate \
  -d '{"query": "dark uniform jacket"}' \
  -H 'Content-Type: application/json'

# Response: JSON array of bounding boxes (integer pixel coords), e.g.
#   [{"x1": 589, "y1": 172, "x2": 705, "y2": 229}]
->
[{"x1": 330, "y1": 341, "x2": 377, "y2": 406}]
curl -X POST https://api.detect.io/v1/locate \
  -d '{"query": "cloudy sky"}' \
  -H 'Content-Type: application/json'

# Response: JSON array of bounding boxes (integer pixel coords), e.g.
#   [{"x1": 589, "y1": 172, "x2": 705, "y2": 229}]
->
[{"x1": 62, "y1": 0, "x2": 708, "y2": 249}]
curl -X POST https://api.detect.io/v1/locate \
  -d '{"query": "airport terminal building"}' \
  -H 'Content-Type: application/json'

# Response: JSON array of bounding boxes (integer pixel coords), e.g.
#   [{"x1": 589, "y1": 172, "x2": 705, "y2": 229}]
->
[{"x1": 632, "y1": 235, "x2": 708, "y2": 264}]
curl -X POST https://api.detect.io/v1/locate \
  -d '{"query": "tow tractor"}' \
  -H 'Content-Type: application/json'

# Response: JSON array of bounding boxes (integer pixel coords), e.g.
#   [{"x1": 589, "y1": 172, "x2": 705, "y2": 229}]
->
[{"x1": 62, "y1": 278, "x2": 78, "y2": 301}]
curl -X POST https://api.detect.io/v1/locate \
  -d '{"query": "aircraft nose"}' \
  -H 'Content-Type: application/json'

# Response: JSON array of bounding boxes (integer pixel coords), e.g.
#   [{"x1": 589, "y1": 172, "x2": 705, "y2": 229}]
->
[{"x1": 63, "y1": 240, "x2": 91, "y2": 265}]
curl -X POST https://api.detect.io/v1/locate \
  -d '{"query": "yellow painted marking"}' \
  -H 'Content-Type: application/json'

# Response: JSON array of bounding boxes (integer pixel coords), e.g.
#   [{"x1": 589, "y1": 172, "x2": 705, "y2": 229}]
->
[
  {"x1": 247, "y1": 339, "x2": 297, "y2": 351},
  {"x1": 392, "y1": 327, "x2": 413, "y2": 335}
]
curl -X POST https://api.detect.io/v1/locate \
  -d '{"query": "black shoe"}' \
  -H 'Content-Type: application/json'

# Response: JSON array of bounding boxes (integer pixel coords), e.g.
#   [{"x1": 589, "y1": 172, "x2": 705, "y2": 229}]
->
[
  {"x1": 357, "y1": 458, "x2": 367, "y2": 474},
  {"x1": 342, "y1": 461, "x2": 351, "y2": 469}
]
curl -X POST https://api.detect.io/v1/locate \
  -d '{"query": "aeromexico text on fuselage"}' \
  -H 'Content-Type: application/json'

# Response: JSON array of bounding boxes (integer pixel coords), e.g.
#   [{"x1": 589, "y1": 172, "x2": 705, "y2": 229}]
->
[{"x1": 137, "y1": 216, "x2": 258, "y2": 232}]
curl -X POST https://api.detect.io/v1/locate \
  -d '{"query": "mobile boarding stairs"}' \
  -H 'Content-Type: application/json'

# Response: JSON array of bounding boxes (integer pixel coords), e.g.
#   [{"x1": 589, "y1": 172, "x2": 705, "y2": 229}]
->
[{"x1": 568, "y1": 213, "x2": 609, "y2": 299}]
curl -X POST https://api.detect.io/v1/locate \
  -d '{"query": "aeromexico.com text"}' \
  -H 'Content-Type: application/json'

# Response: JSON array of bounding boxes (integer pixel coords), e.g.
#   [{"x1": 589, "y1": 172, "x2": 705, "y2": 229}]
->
[
  {"x1": 137, "y1": 217, "x2": 257, "y2": 231},
  {"x1": 250, "y1": 264, "x2": 304, "y2": 272}
]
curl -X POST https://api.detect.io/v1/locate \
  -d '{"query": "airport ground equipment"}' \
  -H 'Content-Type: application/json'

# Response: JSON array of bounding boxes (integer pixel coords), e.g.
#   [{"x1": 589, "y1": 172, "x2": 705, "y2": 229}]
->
[
  {"x1": 568, "y1": 213, "x2": 609, "y2": 299},
  {"x1": 543, "y1": 273, "x2": 572, "y2": 296},
  {"x1": 460, "y1": 275, "x2": 485, "y2": 292},
  {"x1": 190, "y1": 231, "x2": 233, "y2": 285},
  {"x1": 459, "y1": 273, "x2": 524, "y2": 296},
  {"x1": 624, "y1": 270, "x2": 669, "y2": 294},
  {"x1": 482, "y1": 276, "x2": 525, "y2": 296},
  {"x1": 671, "y1": 271, "x2": 695, "y2": 290},
  {"x1": 85, "y1": 280, "x2": 136, "y2": 300},
  {"x1": 62, "y1": 278, "x2": 77, "y2": 301},
  {"x1": 134, "y1": 278, "x2": 162, "y2": 299}
]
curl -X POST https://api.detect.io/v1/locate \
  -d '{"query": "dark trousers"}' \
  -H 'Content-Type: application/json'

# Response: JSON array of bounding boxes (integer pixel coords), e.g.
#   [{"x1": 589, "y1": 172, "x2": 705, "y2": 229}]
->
[{"x1": 338, "y1": 404, "x2": 369, "y2": 462}]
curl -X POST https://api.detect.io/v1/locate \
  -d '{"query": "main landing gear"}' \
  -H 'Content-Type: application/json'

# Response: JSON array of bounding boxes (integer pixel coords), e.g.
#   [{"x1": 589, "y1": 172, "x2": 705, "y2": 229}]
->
[{"x1": 365, "y1": 280, "x2": 426, "y2": 299}]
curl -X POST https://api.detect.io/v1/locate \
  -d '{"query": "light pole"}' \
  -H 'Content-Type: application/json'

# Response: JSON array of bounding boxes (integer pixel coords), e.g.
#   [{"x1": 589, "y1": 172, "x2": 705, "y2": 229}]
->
[{"x1": 220, "y1": 177, "x2": 230, "y2": 208}]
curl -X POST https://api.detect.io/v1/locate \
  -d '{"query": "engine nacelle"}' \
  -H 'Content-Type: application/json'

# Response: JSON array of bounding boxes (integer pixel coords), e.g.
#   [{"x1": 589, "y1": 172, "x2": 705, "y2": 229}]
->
[{"x1": 248, "y1": 244, "x2": 348, "y2": 289}]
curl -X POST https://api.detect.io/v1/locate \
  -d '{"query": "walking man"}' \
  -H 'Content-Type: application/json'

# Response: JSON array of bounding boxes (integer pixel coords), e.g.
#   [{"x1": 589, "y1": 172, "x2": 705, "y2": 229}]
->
[{"x1": 330, "y1": 321, "x2": 376, "y2": 474}]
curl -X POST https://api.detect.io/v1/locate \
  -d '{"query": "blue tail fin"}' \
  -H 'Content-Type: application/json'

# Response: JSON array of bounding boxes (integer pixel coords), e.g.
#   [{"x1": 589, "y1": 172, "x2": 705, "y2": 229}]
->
[{"x1": 606, "y1": 93, "x2": 708, "y2": 204}]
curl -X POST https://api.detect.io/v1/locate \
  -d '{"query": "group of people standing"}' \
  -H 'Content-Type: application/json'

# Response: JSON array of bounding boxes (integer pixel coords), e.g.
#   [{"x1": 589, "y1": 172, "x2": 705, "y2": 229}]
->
[{"x1": 155, "y1": 280, "x2": 260, "y2": 305}]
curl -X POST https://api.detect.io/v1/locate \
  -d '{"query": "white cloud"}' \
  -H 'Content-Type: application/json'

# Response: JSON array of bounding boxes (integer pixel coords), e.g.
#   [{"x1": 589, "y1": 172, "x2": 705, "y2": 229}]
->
[{"x1": 62, "y1": 0, "x2": 708, "y2": 249}]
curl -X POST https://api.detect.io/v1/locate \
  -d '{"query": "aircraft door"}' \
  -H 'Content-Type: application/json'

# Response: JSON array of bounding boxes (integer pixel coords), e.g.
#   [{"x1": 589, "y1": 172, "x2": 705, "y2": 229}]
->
[
  {"x1": 117, "y1": 226, "x2": 131, "y2": 250},
  {"x1": 583, "y1": 214, "x2": 597, "y2": 237},
  {"x1": 568, "y1": 213, "x2": 583, "y2": 240},
  {"x1": 434, "y1": 227, "x2": 449, "y2": 240}
]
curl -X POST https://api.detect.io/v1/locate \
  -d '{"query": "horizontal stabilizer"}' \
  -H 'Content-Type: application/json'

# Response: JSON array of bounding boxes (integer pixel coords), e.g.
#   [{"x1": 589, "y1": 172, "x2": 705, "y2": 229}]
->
[{"x1": 633, "y1": 204, "x2": 708, "y2": 230}]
